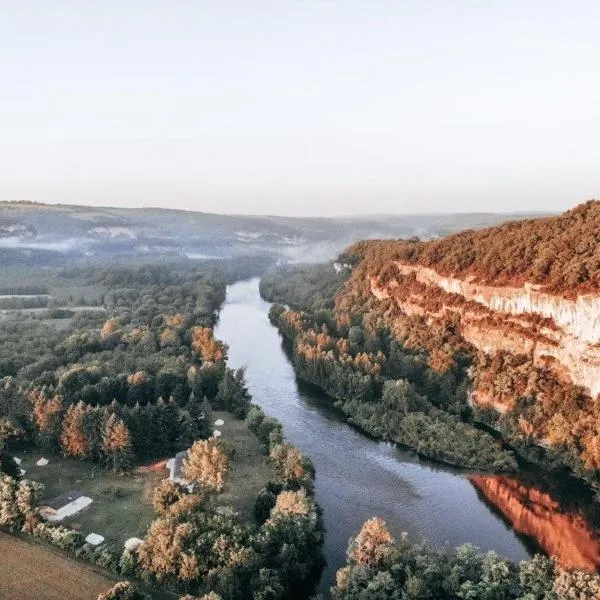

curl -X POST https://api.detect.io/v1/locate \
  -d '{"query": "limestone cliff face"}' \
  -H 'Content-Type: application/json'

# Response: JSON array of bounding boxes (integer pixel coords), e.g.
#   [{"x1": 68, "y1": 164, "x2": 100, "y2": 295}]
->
[
  {"x1": 470, "y1": 475, "x2": 600, "y2": 571},
  {"x1": 370, "y1": 262, "x2": 600, "y2": 401}
]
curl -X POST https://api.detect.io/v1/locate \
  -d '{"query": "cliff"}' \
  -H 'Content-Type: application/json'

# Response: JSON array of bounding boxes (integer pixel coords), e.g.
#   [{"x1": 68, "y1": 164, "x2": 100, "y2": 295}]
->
[{"x1": 336, "y1": 201, "x2": 600, "y2": 473}]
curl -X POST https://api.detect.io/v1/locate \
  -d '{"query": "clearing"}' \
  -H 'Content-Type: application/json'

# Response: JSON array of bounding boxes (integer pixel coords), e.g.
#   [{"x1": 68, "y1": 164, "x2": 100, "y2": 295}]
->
[
  {"x1": 212, "y1": 410, "x2": 276, "y2": 520},
  {"x1": 18, "y1": 452, "x2": 162, "y2": 548}
]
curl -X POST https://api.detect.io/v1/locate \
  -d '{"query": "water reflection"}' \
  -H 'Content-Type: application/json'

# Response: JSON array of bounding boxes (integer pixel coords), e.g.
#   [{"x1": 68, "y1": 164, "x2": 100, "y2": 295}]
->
[{"x1": 470, "y1": 475, "x2": 600, "y2": 571}]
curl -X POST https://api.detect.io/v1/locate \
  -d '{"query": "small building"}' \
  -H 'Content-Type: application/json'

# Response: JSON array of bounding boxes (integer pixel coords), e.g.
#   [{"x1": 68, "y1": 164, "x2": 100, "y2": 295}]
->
[
  {"x1": 40, "y1": 490, "x2": 93, "y2": 522},
  {"x1": 166, "y1": 451, "x2": 187, "y2": 484}
]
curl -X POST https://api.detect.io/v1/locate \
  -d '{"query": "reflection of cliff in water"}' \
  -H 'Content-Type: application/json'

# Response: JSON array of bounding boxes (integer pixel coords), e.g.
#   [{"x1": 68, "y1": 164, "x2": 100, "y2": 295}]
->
[{"x1": 470, "y1": 475, "x2": 600, "y2": 571}]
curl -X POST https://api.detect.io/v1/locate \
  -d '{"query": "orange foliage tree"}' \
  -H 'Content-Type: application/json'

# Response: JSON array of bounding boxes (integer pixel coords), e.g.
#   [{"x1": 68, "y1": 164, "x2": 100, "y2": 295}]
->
[
  {"x1": 59, "y1": 401, "x2": 90, "y2": 458},
  {"x1": 348, "y1": 517, "x2": 394, "y2": 568},
  {"x1": 181, "y1": 439, "x2": 229, "y2": 491}
]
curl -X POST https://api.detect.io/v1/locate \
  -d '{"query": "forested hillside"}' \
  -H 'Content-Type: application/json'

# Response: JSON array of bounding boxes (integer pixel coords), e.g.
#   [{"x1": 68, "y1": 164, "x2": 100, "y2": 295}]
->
[{"x1": 262, "y1": 201, "x2": 600, "y2": 490}]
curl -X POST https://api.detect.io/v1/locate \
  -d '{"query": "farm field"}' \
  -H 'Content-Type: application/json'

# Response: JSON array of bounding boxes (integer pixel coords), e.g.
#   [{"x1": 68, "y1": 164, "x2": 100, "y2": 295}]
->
[{"x1": 0, "y1": 531, "x2": 116, "y2": 600}]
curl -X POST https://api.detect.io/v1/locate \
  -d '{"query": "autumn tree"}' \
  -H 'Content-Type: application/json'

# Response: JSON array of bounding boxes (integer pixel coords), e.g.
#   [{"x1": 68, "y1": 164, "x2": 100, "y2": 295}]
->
[
  {"x1": 101, "y1": 317, "x2": 121, "y2": 341},
  {"x1": 97, "y1": 581, "x2": 149, "y2": 600},
  {"x1": 0, "y1": 475, "x2": 19, "y2": 528},
  {"x1": 60, "y1": 401, "x2": 90, "y2": 458},
  {"x1": 29, "y1": 388, "x2": 62, "y2": 449},
  {"x1": 15, "y1": 478, "x2": 43, "y2": 532},
  {"x1": 102, "y1": 413, "x2": 134, "y2": 471},
  {"x1": 348, "y1": 517, "x2": 394, "y2": 568},
  {"x1": 181, "y1": 439, "x2": 229, "y2": 491},
  {"x1": 191, "y1": 327, "x2": 226, "y2": 362},
  {"x1": 270, "y1": 490, "x2": 311, "y2": 519},
  {"x1": 152, "y1": 480, "x2": 187, "y2": 515},
  {"x1": 269, "y1": 443, "x2": 314, "y2": 491}
]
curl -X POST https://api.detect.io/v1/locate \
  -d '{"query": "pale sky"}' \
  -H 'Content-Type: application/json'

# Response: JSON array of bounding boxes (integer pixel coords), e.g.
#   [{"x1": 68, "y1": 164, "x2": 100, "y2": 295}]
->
[{"x1": 1, "y1": 1, "x2": 599, "y2": 216}]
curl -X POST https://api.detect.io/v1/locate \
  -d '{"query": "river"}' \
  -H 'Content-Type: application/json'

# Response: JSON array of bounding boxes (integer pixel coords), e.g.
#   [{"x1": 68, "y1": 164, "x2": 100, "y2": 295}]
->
[{"x1": 214, "y1": 278, "x2": 599, "y2": 593}]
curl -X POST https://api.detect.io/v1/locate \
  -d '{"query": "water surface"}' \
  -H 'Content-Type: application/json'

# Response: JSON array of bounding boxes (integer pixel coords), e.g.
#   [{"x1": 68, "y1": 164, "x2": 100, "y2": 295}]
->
[{"x1": 215, "y1": 279, "x2": 537, "y2": 591}]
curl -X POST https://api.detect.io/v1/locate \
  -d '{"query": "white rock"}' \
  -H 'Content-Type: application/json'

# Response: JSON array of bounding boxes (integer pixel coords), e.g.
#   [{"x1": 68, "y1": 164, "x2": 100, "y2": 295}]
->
[
  {"x1": 19, "y1": 469, "x2": 26, "y2": 476},
  {"x1": 36, "y1": 458, "x2": 49, "y2": 467},
  {"x1": 213, "y1": 430, "x2": 222, "y2": 437},
  {"x1": 13, "y1": 457, "x2": 22, "y2": 465},
  {"x1": 85, "y1": 533, "x2": 104, "y2": 546},
  {"x1": 214, "y1": 419, "x2": 225, "y2": 426}
]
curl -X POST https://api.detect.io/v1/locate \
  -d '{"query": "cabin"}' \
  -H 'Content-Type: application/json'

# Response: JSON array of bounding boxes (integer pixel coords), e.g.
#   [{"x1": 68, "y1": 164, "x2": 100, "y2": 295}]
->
[{"x1": 40, "y1": 490, "x2": 93, "y2": 522}]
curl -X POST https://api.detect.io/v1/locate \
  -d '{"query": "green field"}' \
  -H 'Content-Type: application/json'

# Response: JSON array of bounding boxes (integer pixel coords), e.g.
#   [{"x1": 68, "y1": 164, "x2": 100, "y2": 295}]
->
[
  {"x1": 16, "y1": 411, "x2": 273, "y2": 550},
  {"x1": 18, "y1": 452, "x2": 162, "y2": 548},
  {"x1": 212, "y1": 410, "x2": 276, "y2": 520}
]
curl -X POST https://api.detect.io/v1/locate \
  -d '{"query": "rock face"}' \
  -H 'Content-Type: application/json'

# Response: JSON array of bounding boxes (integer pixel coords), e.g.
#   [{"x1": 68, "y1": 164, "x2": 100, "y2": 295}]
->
[
  {"x1": 371, "y1": 262, "x2": 600, "y2": 400},
  {"x1": 337, "y1": 202, "x2": 600, "y2": 472},
  {"x1": 470, "y1": 475, "x2": 600, "y2": 571}
]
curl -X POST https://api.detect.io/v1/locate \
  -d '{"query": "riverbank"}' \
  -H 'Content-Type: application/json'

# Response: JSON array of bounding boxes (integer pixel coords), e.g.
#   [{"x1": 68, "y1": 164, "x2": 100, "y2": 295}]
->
[{"x1": 215, "y1": 278, "x2": 534, "y2": 593}]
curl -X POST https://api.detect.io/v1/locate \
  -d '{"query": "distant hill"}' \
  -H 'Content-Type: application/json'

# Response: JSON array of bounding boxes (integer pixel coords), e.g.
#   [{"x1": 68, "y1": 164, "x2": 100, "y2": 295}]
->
[{"x1": 0, "y1": 201, "x2": 546, "y2": 267}]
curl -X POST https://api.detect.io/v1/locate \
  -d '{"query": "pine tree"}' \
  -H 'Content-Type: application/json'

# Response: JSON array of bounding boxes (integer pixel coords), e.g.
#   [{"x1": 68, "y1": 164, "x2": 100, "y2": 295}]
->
[
  {"x1": 29, "y1": 388, "x2": 63, "y2": 450},
  {"x1": 102, "y1": 413, "x2": 134, "y2": 472},
  {"x1": 60, "y1": 401, "x2": 90, "y2": 458}
]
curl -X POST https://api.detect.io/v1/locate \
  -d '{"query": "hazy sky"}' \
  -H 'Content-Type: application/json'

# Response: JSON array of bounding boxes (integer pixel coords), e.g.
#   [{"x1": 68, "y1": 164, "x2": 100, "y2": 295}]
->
[{"x1": 1, "y1": 1, "x2": 599, "y2": 216}]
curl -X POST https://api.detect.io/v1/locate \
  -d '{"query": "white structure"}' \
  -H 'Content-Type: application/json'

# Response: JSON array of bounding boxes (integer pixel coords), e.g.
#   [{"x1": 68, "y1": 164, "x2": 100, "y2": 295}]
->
[
  {"x1": 166, "y1": 451, "x2": 187, "y2": 483},
  {"x1": 36, "y1": 458, "x2": 49, "y2": 467},
  {"x1": 85, "y1": 533, "x2": 104, "y2": 546},
  {"x1": 13, "y1": 457, "x2": 22, "y2": 465},
  {"x1": 40, "y1": 491, "x2": 93, "y2": 522},
  {"x1": 124, "y1": 537, "x2": 144, "y2": 552},
  {"x1": 213, "y1": 430, "x2": 222, "y2": 437},
  {"x1": 214, "y1": 419, "x2": 225, "y2": 426}
]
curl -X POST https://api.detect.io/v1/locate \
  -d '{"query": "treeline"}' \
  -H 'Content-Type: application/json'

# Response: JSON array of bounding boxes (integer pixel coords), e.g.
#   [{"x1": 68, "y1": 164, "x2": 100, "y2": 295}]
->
[
  {"x1": 0, "y1": 263, "x2": 242, "y2": 471},
  {"x1": 332, "y1": 518, "x2": 600, "y2": 600},
  {"x1": 259, "y1": 263, "x2": 350, "y2": 311},
  {"x1": 268, "y1": 301, "x2": 517, "y2": 472}
]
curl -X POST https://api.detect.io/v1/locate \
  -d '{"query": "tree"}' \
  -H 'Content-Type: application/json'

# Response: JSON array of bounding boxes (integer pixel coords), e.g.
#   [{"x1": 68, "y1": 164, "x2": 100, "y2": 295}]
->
[
  {"x1": 191, "y1": 327, "x2": 226, "y2": 362},
  {"x1": 0, "y1": 475, "x2": 19, "y2": 528},
  {"x1": 270, "y1": 490, "x2": 311, "y2": 519},
  {"x1": 60, "y1": 401, "x2": 90, "y2": 458},
  {"x1": 348, "y1": 517, "x2": 394, "y2": 568},
  {"x1": 182, "y1": 439, "x2": 229, "y2": 492},
  {"x1": 152, "y1": 480, "x2": 187, "y2": 515},
  {"x1": 97, "y1": 581, "x2": 149, "y2": 600},
  {"x1": 0, "y1": 419, "x2": 22, "y2": 478},
  {"x1": 102, "y1": 413, "x2": 134, "y2": 471},
  {"x1": 100, "y1": 317, "x2": 120, "y2": 341},
  {"x1": 216, "y1": 368, "x2": 251, "y2": 418},
  {"x1": 29, "y1": 388, "x2": 62, "y2": 449},
  {"x1": 15, "y1": 478, "x2": 43, "y2": 532}
]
